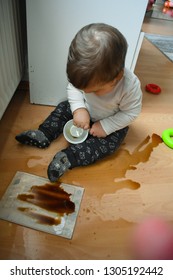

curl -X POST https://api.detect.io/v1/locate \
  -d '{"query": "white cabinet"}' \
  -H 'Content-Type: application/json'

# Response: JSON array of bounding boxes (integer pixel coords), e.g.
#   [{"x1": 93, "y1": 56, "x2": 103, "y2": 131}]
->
[{"x1": 26, "y1": 0, "x2": 148, "y2": 105}]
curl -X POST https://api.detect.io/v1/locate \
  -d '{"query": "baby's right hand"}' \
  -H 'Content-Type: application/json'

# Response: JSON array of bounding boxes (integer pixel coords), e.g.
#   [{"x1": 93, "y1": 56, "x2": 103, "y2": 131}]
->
[{"x1": 73, "y1": 108, "x2": 90, "y2": 130}]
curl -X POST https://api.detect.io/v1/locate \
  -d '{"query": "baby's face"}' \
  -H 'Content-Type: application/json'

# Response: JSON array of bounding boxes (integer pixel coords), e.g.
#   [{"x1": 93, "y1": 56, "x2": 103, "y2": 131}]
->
[
  {"x1": 83, "y1": 79, "x2": 117, "y2": 96},
  {"x1": 82, "y1": 70, "x2": 123, "y2": 96}
]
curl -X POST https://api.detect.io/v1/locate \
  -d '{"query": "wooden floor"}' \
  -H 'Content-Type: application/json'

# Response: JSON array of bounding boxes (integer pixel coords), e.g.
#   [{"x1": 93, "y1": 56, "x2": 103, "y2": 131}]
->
[{"x1": 0, "y1": 17, "x2": 173, "y2": 260}]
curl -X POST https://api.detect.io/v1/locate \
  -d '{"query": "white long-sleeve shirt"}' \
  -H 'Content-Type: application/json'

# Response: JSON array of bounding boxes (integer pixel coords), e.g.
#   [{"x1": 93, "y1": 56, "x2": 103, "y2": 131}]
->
[{"x1": 67, "y1": 68, "x2": 142, "y2": 135}]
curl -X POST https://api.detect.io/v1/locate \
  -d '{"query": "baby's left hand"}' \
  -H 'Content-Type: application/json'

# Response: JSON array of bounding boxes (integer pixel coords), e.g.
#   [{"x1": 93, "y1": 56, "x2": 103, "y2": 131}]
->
[{"x1": 90, "y1": 121, "x2": 107, "y2": 138}]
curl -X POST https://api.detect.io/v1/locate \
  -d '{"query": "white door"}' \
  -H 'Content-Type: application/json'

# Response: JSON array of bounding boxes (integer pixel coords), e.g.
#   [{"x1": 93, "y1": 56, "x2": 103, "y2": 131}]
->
[{"x1": 26, "y1": 0, "x2": 148, "y2": 106}]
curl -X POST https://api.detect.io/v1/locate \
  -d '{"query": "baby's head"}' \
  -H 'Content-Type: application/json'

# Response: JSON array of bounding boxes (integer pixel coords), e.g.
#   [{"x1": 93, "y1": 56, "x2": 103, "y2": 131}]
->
[{"x1": 66, "y1": 23, "x2": 128, "y2": 91}]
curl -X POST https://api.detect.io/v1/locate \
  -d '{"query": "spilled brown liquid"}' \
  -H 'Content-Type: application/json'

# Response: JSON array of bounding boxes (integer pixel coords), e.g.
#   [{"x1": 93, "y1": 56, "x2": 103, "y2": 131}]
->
[
  {"x1": 18, "y1": 207, "x2": 61, "y2": 225},
  {"x1": 17, "y1": 182, "x2": 75, "y2": 225},
  {"x1": 113, "y1": 133, "x2": 163, "y2": 190},
  {"x1": 17, "y1": 134, "x2": 162, "y2": 224}
]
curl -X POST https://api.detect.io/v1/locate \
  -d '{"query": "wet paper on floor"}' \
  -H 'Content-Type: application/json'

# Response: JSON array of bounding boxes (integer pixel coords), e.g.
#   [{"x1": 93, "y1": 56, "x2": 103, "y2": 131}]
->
[{"x1": 0, "y1": 171, "x2": 84, "y2": 239}]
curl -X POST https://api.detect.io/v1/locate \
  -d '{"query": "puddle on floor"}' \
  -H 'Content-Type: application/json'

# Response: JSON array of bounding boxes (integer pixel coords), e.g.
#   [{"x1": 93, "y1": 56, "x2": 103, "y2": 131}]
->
[{"x1": 113, "y1": 133, "x2": 162, "y2": 190}]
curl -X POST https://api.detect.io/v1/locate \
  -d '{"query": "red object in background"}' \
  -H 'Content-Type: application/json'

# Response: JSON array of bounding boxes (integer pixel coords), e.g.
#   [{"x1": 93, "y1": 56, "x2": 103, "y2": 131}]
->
[
  {"x1": 164, "y1": 1, "x2": 173, "y2": 8},
  {"x1": 145, "y1": 84, "x2": 161, "y2": 94},
  {"x1": 163, "y1": 7, "x2": 173, "y2": 17},
  {"x1": 131, "y1": 217, "x2": 173, "y2": 260}
]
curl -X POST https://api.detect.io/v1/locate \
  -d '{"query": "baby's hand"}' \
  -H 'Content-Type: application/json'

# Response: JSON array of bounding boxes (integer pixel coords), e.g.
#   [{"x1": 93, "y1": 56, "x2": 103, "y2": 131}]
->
[
  {"x1": 73, "y1": 108, "x2": 90, "y2": 130},
  {"x1": 90, "y1": 121, "x2": 107, "y2": 138}
]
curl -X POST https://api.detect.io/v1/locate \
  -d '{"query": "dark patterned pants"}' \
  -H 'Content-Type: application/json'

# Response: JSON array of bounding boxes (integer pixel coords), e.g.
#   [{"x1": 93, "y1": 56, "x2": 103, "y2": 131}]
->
[{"x1": 39, "y1": 101, "x2": 129, "y2": 168}]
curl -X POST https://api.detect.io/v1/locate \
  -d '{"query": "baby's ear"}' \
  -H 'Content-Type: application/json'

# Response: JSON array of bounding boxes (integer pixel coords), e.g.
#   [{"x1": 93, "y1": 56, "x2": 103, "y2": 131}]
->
[{"x1": 116, "y1": 69, "x2": 124, "y2": 80}]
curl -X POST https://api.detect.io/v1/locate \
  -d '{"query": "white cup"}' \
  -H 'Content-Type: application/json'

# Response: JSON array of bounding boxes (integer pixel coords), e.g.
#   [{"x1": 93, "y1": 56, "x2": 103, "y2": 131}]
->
[{"x1": 63, "y1": 120, "x2": 88, "y2": 144}]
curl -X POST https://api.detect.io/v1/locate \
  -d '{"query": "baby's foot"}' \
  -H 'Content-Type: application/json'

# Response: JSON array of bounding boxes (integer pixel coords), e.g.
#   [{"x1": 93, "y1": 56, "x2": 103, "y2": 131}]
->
[
  {"x1": 15, "y1": 130, "x2": 50, "y2": 148},
  {"x1": 47, "y1": 152, "x2": 71, "y2": 182}
]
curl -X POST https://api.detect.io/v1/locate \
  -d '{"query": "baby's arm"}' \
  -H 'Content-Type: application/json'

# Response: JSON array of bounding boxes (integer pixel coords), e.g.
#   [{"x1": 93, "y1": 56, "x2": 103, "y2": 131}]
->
[
  {"x1": 73, "y1": 108, "x2": 90, "y2": 129},
  {"x1": 90, "y1": 121, "x2": 107, "y2": 138},
  {"x1": 100, "y1": 87, "x2": 142, "y2": 135},
  {"x1": 67, "y1": 83, "x2": 90, "y2": 130}
]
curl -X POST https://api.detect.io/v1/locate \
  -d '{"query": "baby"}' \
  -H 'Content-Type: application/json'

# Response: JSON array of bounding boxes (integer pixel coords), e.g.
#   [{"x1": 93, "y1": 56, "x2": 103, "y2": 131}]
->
[{"x1": 16, "y1": 23, "x2": 142, "y2": 182}]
